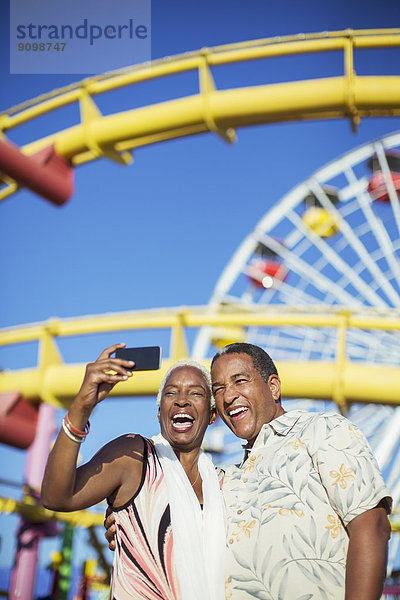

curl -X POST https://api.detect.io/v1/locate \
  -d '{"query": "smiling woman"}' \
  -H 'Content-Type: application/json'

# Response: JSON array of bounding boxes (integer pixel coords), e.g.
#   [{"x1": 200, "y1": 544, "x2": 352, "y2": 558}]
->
[
  {"x1": 40, "y1": 345, "x2": 226, "y2": 600},
  {"x1": 157, "y1": 360, "x2": 216, "y2": 453}
]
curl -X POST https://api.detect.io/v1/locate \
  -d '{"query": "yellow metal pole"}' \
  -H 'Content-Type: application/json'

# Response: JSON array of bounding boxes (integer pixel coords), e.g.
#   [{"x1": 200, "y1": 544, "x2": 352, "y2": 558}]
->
[
  {"x1": 343, "y1": 32, "x2": 360, "y2": 132},
  {"x1": 170, "y1": 313, "x2": 189, "y2": 362}
]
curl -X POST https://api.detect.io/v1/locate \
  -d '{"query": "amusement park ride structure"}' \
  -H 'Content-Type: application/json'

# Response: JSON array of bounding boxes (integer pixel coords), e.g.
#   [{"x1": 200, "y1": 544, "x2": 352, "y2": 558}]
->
[
  {"x1": 1, "y1": 28, "x2": 400, "y2": 203},
  {"x1": 1, "y1": 28, "x2": 400, "y2": 598}
]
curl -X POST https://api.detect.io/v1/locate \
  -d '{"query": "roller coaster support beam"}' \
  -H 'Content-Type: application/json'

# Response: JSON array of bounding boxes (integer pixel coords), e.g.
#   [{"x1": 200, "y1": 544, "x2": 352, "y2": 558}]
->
[
  {"x1": 0, "y1": 138, "x2": 74, "y2": 205},
  {"x1": 9, "y1": 403, "x2": 58, "y2": 600}
]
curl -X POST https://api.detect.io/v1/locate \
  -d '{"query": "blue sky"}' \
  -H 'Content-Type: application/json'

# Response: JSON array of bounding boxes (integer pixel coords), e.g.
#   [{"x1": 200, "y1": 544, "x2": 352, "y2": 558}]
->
[{"x1": 1, "y1": 0, "x2": 400, "y2": 591}]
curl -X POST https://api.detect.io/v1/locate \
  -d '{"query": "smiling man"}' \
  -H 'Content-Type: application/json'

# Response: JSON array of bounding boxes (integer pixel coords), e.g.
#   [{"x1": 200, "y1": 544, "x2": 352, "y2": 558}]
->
[{"x1": 211, "y1": 343, "x2": 392, "y2": 600}]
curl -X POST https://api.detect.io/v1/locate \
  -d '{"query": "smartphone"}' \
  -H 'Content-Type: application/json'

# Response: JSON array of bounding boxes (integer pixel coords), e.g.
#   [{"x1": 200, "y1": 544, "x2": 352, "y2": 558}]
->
[{"x1": 114, "y1": 346, "x2": 162, "y2": 371}]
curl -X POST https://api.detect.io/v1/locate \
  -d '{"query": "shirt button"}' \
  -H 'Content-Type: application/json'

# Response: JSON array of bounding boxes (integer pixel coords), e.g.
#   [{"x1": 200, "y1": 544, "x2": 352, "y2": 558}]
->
[
  {"x1": 229, "y1": 538, "x2": 234, "y2": 544},
  {"x1": 242, "y1": 477, "x2": 248, "y2": 483},
  {"x1": 237, "y1": 509, "x2": 242, "y2": 515},
  {"x1": 226, "y1": 577, "x2": 232, "y2": 583}
]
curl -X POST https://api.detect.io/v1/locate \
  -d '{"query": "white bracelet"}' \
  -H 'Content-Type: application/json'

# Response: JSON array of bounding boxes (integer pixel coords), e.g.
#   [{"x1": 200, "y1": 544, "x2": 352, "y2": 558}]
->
[{"x1": 62, "y1": 419, "x2": 85, "y2": 443}]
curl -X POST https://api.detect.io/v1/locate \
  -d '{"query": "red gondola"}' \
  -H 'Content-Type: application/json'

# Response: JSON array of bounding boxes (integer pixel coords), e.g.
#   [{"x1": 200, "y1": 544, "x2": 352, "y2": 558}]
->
[
  {"x1": 367, "y1": 150, "x2": 400, "y2": 202},
  {"x1": 247, "y1": 243, "x2": 288, "y2": 289}
]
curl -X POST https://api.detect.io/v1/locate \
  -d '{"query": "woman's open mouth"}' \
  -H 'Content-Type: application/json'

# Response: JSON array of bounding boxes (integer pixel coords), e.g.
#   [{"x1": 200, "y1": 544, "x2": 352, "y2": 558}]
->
[{"x1": 171, "y1": 413, "x2": 195, "y2": 432}]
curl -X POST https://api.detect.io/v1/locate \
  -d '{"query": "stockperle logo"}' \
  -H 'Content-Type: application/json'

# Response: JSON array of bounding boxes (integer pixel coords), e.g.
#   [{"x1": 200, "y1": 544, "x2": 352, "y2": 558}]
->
[{"x1": 10, "y1": 0, "x2": 151, "y2": 75}]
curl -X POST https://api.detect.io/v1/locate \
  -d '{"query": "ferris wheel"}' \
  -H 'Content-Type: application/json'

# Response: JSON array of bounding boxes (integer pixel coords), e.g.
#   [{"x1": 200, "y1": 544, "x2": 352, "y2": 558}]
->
[
  {"x1": 195, "y1": 132, "x2": 400, "y2": 558},
  {"x1": 194, "y1": 130, "x2": 400, "y2": 366}
]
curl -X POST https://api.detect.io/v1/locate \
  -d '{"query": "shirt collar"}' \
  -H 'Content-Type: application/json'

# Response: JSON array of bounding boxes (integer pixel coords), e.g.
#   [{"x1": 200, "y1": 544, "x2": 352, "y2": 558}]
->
[
  {"x1": 241, "y1": 410, "x2": 306, "y2": 462},
  {"x1": 267, "y1": 409, "x2": 305, "y2": 437}
]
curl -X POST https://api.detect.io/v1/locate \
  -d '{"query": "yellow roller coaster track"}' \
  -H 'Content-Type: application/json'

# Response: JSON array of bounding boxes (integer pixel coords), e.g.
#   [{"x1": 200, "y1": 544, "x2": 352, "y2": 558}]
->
[
  {"x1": 1, "y1": 28, "x2": 400, "y2": 200},
  {"x1": 1, "y1": 304, "x2": 399, "y2": 411}
]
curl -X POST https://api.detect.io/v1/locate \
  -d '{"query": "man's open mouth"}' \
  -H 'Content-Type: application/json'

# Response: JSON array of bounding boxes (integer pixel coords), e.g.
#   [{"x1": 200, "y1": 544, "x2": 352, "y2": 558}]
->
[
  {"x1": 171, "y1": 413, "x2": 195, "y2": 432},
  {"x1": 228, "y1": 406, "x2": 248, "y2": 422}
]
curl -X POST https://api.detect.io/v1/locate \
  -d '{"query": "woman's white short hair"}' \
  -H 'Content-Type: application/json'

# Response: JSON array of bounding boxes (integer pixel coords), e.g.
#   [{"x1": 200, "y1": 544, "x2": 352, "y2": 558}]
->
[{"x1": 156, "y1": 360, "x2": 215, "y2": 409}]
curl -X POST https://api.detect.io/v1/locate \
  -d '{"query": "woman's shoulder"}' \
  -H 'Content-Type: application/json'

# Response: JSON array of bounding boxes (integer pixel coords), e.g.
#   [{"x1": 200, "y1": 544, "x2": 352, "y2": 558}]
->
[
  {"x1": 100, "y1": 433, "x2": 146, "y2": 462},
  {"x1": 106, "y1": 435, "x2": 148, "y2": 508}
]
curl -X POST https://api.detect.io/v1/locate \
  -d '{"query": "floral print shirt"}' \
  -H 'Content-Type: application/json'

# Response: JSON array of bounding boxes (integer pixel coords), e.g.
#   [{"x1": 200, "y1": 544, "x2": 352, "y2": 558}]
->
[{"x1": 222, "y1": 410, "x2": 391, "y2": 600}]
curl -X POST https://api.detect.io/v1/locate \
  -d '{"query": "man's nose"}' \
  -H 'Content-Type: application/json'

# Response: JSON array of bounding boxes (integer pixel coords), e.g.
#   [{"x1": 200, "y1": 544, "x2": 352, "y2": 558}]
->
[{"x1": 223, "y1": 383, "x2": 238, "y2": 406}]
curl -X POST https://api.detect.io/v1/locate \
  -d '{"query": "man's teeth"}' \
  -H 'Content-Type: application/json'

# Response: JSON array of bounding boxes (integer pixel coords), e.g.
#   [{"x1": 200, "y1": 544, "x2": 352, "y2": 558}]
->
[{"x1": 229, "y1": 407, "x2": 248, "y2": 417}]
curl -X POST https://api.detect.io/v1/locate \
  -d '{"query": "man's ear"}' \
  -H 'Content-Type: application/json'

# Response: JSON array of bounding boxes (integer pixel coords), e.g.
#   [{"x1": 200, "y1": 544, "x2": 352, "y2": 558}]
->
[
  {"x1": 268, "y1": 374, "x2": 281, "y2": 401},
  {"x1": 209, "y1": 408, "x2": 217, "y2": 425},
  {"x1": 157, "y1": 408, "x2": 160, "y2": 422}
]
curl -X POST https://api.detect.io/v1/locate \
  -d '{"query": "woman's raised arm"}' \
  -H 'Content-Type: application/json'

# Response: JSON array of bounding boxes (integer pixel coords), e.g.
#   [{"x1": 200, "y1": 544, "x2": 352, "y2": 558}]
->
[{"x1": 41, "y1": 343, "x2": 141, "y2": 511}]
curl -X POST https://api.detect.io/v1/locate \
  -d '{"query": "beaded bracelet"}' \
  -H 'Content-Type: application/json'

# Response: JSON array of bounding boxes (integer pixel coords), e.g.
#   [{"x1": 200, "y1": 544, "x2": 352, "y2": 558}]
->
[
  {"x1": 65, "y1": 412, "x2": 90, "y2": 437},
  {"x1": 62, "y1": 418, "x2": 85, "y2": 444}
]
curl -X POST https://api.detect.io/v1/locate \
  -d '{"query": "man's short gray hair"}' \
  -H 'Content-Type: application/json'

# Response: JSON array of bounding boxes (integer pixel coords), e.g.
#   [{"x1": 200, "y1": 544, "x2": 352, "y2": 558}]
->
[{"x1": 156, "y1": 360, "x2": 215, "y2": 409}]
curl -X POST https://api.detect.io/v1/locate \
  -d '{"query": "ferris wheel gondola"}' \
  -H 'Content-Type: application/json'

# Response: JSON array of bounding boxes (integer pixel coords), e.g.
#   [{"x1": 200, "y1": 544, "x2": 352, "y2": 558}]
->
[{"x1": 367, "y1": 149, "x2": 400, "y2": 202}]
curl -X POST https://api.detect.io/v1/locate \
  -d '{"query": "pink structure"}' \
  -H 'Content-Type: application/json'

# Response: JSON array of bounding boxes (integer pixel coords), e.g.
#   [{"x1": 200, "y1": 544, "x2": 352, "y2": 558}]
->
[{"x1": 9, "y1": 403, "x2": 59, "y2": 600}]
